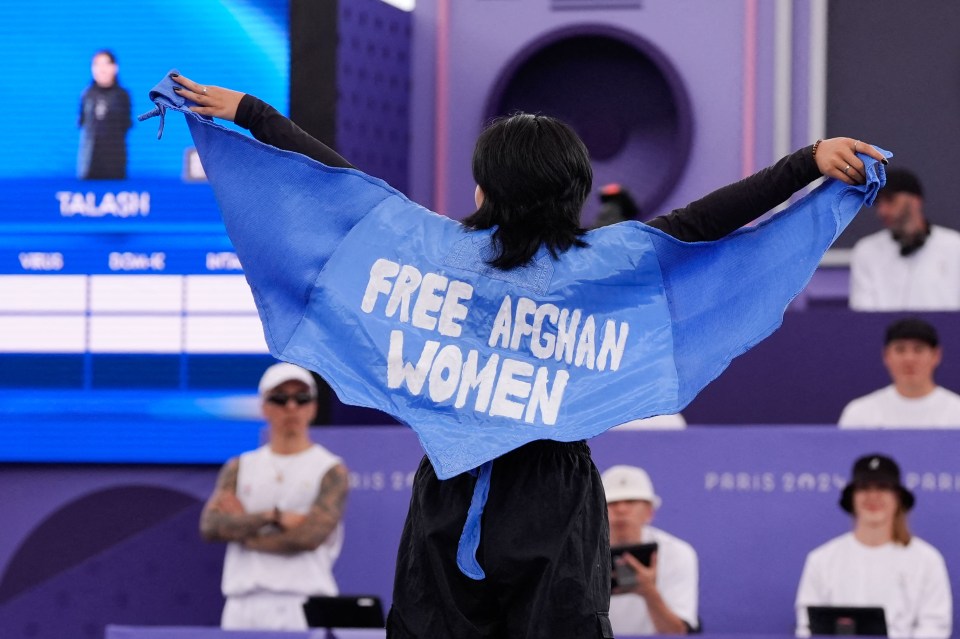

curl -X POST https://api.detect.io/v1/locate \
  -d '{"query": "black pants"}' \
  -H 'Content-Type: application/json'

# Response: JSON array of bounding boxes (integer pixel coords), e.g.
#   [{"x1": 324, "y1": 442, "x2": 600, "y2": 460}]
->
[{"x1": 388, "y1": 440, "x2": 613, "y2": 639}]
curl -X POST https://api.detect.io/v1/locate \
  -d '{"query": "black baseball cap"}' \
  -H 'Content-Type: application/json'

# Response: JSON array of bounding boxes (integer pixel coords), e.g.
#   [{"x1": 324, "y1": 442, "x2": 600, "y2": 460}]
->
[{"x1": 884, "y1": 318, "x2": 939, "y2": 348}]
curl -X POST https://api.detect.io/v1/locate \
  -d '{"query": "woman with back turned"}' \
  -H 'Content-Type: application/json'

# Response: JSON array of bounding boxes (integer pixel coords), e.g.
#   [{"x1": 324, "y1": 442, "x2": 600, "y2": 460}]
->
[{"x1": 167, "y1": 72, "x2": 884, "y2": 639}]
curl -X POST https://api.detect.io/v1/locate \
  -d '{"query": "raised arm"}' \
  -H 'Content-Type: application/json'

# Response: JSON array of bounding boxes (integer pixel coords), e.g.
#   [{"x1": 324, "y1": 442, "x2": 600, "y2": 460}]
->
[
  {"x1": 241, "y1": 462, "x2": 350, "y2": 555},
  {"x1": 199, "y1": 458, "x2": 279, "y2": 542},
  {"x1": 170, "y1": 73, "x2": 354, "y2": 168},
  {"x1": 649, "y1": 138, "x2": 887, "y2": 242}
]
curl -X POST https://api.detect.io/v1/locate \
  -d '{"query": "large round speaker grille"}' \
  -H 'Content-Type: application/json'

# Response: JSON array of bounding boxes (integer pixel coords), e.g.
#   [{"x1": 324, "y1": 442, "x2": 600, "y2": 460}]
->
[{"x1": 485, "y1": 25, "x2": 693, "y2": 223}]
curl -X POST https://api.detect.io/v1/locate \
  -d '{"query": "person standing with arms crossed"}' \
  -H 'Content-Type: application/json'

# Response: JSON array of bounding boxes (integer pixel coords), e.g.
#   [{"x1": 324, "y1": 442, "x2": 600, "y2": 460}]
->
[{"x1": 200, "y1": 363, "x2": 349, "y2": 630}]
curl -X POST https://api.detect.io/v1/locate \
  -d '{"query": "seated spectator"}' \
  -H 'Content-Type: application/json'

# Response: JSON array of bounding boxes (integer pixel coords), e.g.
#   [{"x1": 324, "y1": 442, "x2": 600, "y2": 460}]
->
[
  {"x1": 602, "y1": 465, "x2": 699, "y2": 635},
  {"x1": 849, "y1": 168, "x2": 960, "y2": 310},
  {"x1": 591, "y1": 183, "x2": 642, "y2": 228},
  {"x1": 839, "y1": 318, "x2": 960, "y2": 428},
  {"x1": 795, "y1": 454, "x2": 951, "y2": 638}
]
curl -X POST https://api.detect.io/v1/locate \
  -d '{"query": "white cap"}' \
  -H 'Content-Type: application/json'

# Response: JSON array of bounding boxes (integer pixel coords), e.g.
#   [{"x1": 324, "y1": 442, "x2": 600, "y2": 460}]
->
[
  {"x1": 257, "y1": 363, "x2": 317, "y2": 396},
  {"x1": 601, "y1": 465, "x2": 661, "y2": 508}
]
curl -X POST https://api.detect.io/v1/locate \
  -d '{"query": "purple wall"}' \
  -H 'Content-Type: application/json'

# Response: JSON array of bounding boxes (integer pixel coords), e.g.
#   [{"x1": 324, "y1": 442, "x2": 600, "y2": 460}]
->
[
  {"x1": 336, "y1": 0, "x2": 412, "y2": 195},
  {"x1": 0, "y1": 466, "x2": 222, "y2": 639},
  {"x1": 5, "y1": 428, "x2": 960, "y2": 636}
]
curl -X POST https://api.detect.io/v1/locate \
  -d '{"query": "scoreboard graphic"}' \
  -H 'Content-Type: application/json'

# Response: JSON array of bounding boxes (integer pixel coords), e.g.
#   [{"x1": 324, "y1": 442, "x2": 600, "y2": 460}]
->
[{"x1": 0, "y1": 0, "x2": 289, "y2": 462}]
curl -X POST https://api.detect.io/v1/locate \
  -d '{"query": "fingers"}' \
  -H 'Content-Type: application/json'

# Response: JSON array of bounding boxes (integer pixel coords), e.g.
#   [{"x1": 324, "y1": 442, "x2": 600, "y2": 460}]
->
[
  {"x1": 827, "y1": 165, "x2": 858, "y2": 186},
  {"x1": 840, "y1": 137, "x2": 891, "y2": 184},
  {"x1": 172, "y1": 82, "x2": 214, "y2": 115},
  {"x1": 818, "y1": 137, "x2": 888, "y2": 186},
  {"x1": 855, "y1": 140, "x2": 888, "y2": 164},
  {"x1": 832, "y1": 138, "x2": 866, "y2": 184},
  {"x1": 822, "y1": 150, "x2": 859, "y2": 186},
  {"x1": 838, "y1": 154, "x2": 866, "y2": 184},
  {"x1": 170, "y1": 72, "x2": 200, "y2": 93},
  {"x1": 171, "y1": 73, "x2": 212, "y2": 105},
  {"x1": 832, "y1": 140, "x2": 864, "y2": 185},
  {"x1": 169, "y1": 75, "x2": 243, "y2": 122},
  {"x1": 620, "y1": 551, "x2": 650, "y2": 574}
]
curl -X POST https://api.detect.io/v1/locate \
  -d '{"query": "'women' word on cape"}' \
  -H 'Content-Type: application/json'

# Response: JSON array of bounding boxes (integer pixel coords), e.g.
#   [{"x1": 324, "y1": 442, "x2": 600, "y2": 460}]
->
[{"x1": 143, "y1": 73, "x2": 888, "y2": 480}]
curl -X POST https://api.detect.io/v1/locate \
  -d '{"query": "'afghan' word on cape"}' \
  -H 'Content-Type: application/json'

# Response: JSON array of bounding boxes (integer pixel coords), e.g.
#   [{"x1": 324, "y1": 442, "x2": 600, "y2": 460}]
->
[{"x1": 361, "y1": 258, "x2": 630, "y2": 426}]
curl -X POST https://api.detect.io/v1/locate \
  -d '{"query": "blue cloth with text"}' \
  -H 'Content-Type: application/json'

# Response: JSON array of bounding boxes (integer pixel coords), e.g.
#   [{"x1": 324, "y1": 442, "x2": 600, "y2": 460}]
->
[{"x1": 143, "y1": 72, "x2": 887, "y2": 578}]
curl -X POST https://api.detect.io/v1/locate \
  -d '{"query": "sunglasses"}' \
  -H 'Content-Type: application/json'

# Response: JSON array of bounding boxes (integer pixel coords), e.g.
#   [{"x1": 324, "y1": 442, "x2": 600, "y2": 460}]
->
[{"x1": 266, "y1": 392, "x2": 315, "y2": 407}]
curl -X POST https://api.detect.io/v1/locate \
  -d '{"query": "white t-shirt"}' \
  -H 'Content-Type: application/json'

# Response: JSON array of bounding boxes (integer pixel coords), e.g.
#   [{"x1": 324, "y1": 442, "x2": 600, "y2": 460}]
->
[
  {"x1": 795, "y1": 532, "x2": 952, "y2": 639},
  {"x1": 849, "y1": 226, "x2": 960, "y2": 311},
  {"x1": 222, "y1": 444, "x2": 344, "y2": 599},
  {"x1": 613, "y1": 413, "x2": 687, "y2": 430},
  {"x1": 608, "y1": 525, "x2": 699, "y2": 636},
  {"x1": 838, "y1": 385, "x2": 960, "y2": 428}
]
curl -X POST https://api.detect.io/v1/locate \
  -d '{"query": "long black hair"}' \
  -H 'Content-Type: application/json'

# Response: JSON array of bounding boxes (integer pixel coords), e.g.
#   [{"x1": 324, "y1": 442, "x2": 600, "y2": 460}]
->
[{"x1": 463, "y1": 113, "x2": 592, "y2": 270}]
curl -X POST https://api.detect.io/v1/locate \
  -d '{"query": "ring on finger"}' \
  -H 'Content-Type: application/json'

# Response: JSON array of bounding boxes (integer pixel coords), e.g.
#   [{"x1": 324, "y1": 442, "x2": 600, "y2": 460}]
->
[
  {"x1": 853, "y1": 140, "x2": 860, "y2": 153},
  {"x1": 201, "y1": 86, "x2": 208, "y2": 95},
  {"x1": 843, "y1": 164, "x2": 851, "y2": 175}
]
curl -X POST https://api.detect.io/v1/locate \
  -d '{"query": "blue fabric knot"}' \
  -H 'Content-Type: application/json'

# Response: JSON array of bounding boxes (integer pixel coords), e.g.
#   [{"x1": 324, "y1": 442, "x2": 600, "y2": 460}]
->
[
  {"x1": 138, "y1": 104, "x2": 166, "y2": 139},
  {"x1": 137, "y1": 69, "x2": 209, "y2": 139}
]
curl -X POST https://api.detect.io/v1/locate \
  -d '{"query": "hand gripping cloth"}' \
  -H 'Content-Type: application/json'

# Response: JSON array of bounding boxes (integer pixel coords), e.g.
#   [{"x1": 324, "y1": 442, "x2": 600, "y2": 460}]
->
[{"x1": 143, "y1": 72, "x2": 889, "y2": 578}]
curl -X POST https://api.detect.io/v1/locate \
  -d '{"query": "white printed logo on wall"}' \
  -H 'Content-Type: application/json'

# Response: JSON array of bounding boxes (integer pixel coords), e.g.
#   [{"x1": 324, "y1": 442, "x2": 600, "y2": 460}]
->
[
  {"x1": 349, "y1": 470, "x2": 417, "y2": 492},
  {"x1": 704, "y1": 470, "x2": 960, "y2": 494}
]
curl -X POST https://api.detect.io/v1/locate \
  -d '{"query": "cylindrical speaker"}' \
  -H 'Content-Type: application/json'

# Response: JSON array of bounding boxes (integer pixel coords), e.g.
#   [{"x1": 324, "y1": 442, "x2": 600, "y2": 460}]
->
[
  {"x1": 484, "y1": 24, "x2": 693, "y2": 224},
  {"x1": 411, "y1": 1, "x2": 752, "y2": 225}
]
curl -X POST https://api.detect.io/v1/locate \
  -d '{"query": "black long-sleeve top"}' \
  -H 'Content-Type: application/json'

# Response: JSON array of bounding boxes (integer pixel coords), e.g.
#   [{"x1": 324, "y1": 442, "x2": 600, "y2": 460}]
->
[{"x1": 235, "y1": 94, "x2": 821, "y2": 243}]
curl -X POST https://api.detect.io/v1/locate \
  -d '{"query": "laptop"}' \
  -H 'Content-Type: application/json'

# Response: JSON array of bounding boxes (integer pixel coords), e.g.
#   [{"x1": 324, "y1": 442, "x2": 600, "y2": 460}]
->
[
  {"x1": 303, "y1": 595, "x2": 386, "y2": 629},
  {"x1": 807, "y1": 605, "x2": 887, "y2": 636}
]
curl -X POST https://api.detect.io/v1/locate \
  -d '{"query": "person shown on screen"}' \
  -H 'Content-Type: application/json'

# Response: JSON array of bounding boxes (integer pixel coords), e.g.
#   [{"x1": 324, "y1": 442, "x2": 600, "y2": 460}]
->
[
  {"x1": 200, "y1": 363, "x2": 349, "y2": 630},
  {"x1": 839, "y1": 318, "x2": 960, "y2": 428},
  {"x1": 77, "y1": 50, "x2": 132, "y2": 179},
  {"x1": 602, "y1": 465, "x2": 698, "y2": 635},
  {"x1": 166, "y1": 72, "x2": 885, "y2": 639},
  {"x1": 849, "y1": 169, "x2": 960, "y2": 310},
  {"x1": 795, "y1": 454, "x2": 951, "y2": 639}
]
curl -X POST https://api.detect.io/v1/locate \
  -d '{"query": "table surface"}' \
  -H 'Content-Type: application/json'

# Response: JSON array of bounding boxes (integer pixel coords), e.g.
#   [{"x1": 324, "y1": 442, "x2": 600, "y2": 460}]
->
[{"x1": 105, "y1": 625, "x2": 812, "y2": 639}]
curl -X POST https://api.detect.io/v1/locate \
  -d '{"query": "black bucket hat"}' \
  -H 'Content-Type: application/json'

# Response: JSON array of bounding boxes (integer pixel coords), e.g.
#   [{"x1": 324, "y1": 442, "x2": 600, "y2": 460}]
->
[{"x1": 840, "y1": 454, "x2": 915, "y2": 513}]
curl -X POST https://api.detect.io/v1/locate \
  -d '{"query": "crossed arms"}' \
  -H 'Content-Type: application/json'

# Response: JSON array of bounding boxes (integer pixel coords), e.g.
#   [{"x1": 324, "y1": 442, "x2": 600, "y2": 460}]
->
[{"x1": 200, "y1": 457, "x2": 349, "y2": 554}]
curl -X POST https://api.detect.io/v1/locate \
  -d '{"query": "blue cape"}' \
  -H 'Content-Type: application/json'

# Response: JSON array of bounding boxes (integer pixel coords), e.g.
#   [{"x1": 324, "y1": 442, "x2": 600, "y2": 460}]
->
[{"x1": 143, "y1": 73, "x2": 887, "y2": 578}]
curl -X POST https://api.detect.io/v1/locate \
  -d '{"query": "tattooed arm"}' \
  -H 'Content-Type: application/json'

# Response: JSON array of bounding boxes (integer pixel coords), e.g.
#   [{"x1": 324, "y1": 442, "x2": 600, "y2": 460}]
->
[
  {"x1": 241, "y1": 463, "x2": 350, "y2": 554},
  {"x1": 200, "y1": 458, "x2": 278, "y2": 542}
]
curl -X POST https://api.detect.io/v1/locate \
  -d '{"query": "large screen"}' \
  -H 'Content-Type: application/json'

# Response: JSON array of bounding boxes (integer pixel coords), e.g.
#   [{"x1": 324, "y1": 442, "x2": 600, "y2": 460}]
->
[{"x1": 0, "y1": 0, "x2": 290, "y2": 463}]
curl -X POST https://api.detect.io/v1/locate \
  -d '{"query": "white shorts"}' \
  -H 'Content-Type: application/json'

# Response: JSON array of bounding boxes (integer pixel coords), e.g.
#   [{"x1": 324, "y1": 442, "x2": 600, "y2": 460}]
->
[{"x1": 221, "y1": 592, "x2": 309, "y2": 630}]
